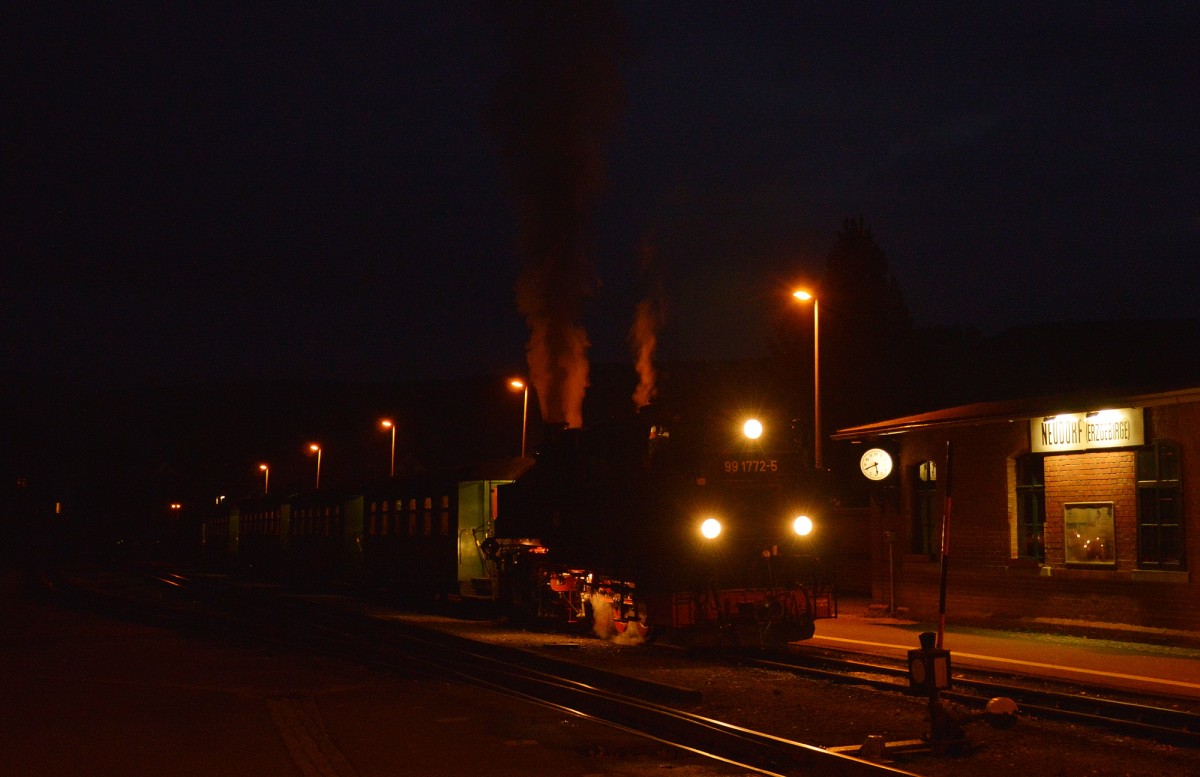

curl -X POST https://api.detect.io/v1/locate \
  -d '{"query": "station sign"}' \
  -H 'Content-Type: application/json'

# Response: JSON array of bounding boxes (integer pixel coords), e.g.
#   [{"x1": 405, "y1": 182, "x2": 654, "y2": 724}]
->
[{"x1": 1030, "y1": 407, "x2": 1144, "y2": 453}]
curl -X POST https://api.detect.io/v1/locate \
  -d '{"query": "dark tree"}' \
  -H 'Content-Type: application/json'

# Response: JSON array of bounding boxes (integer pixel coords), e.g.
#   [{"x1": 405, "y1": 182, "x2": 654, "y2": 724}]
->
[
  {"x1": 821, "y1": 218, "x2": 913, "y2": 427},
  {"x1": 770, "y1": 218, "x2": 914, "y2": 464}
]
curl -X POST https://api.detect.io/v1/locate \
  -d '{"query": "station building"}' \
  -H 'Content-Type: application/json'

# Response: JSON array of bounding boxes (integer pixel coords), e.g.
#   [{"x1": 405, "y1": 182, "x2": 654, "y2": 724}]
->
[{"x1": 832, "y1": 386, "x2": 1200, "y2": 634}]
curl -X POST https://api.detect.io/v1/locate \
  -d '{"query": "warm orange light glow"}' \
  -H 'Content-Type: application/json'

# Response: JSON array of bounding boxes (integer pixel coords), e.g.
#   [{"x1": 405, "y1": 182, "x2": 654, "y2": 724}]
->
[
  {"x1": 308, "y1": 444, "x2": 323, "y2": 488},
  {"x1": 743, "y1": 418, "x2": 763, "y2": 439},
  {"x1": 259, "y1": 464, "x2": 268, "y2": 472},
  {"x1": 380, "y1": 419, "x2": 397, "y2": 477},
  {"x1": 791, "y1": 289, "x2": 821, "y2": 470},
  {"x1": 508, "y1": 378, "x2": 530, "y2": 458}
]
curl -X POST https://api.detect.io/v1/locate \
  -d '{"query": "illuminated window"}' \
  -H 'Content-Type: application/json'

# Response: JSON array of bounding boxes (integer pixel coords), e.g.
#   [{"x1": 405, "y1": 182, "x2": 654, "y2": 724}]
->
[
  {"x1": 1064, "y1": 502, "x2": 1115, "y2": 565},
  {"x1": 1015, "y1": 454, "x2": 1046, "y2": 562},
  {"x1": 911, "y1": 461, "x2": 937, "y2": 557},
  {"x1": 1137, "y1": 440, "x2": 1184, "y2": 570}
]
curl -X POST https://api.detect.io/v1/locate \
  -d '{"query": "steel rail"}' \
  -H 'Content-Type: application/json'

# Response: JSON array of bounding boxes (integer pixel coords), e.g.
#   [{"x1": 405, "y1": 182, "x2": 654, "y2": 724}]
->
[
  {"x1": 747, "y1": 650, "x2": 1200, "y2": 747},
  {"x1": 97, "y1": 568, "x2": 920, "y2": 777},
  {"x1": 265, "y1": 594, "x2": 922, "y2": 777}
]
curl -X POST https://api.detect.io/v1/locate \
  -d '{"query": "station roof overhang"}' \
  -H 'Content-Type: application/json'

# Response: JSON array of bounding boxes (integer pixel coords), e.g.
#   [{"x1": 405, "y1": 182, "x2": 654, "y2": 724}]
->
[{"x1": 832, "y1": 385, "x2": 1200, "y2": 442}]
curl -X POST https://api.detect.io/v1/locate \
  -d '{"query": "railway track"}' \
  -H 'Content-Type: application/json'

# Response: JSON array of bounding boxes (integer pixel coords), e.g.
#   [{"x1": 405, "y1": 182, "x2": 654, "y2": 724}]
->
[
  {"x1": 44, "y1": 564, "x2": 1200, "y2": 765},
  {"x1": 754, "y1": 648, "x2": 1200, "y2": 748},
  {"x1": 44, "y1": 566, "x2": 918, "y2": 777}
]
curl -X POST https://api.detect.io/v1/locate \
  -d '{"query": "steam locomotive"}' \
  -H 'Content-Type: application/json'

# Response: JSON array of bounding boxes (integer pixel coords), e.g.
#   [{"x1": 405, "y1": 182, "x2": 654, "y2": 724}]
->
[
  {"x1": 201, "y1": 403, "x2": 836, "y2": 647},
  {"x1": 488, "y1": 404, "x2": 837, "y2": 647}
]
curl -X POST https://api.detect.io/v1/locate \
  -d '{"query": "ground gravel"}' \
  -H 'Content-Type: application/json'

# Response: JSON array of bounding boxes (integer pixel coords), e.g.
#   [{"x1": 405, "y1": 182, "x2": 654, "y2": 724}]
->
[{"x1": 415, "y1": 613, "x2": 1200, "y2": 777}]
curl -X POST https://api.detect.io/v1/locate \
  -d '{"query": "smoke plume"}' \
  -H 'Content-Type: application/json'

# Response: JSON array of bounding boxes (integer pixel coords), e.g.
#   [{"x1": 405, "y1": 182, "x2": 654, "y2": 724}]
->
[
  {"x1": 489, "y1": 3, "x2": 626, "y2": 428},
  {"x1": 630, "y1": 238, "x2": 664, "y2": 409}
]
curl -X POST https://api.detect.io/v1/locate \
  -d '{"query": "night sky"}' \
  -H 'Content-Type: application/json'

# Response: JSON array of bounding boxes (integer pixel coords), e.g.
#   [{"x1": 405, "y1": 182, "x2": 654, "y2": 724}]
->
[{"x1": 6, "y1": 2, "x2": 1198, "y2": 392}]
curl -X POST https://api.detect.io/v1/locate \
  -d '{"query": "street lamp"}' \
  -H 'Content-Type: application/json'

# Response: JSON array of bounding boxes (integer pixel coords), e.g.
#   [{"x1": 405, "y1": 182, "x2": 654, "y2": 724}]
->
[
  {"x1": 792, "y1": 289, "x2": 822, "y2": 470},
  {"x1": 308, "y1": 443, "x2": 322, "y2": 489},
  {"x1": 380, "y1": 419, "x2": 396, "y2": 477},
  {"x1": 508, "y1": 378, "x2": 529, "y2": 459},
  {"x1": 259, "y1": 463, "x2": 269, "y2": 495}
]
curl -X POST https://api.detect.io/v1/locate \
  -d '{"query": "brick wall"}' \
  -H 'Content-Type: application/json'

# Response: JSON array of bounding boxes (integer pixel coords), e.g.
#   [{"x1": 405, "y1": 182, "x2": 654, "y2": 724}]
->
[
  {"x1": 866, "y1": 399, "x2": 1200, "y2": 633},
  {"x1": 1044, "y1": 451, "x2": 1136, "y2": 568}
]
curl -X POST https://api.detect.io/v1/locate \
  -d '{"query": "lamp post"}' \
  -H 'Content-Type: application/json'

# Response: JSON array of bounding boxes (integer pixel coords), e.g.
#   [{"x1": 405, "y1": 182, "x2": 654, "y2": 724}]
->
[
  {"x1": 308, "y1": 443, "x2": 322, "y2": 489},
  {"x1": 380, "y1": 419, "x2": 396, "y2": 477},
  {"x1": 508, "y1": 378, "x2": 529, "y2": 459},
  {"x1": 259, "y1": 463, "x2": 269, "y2": 495},
  {"x1": 792, "y1": 290, "x2": 821, "y2": 470}
]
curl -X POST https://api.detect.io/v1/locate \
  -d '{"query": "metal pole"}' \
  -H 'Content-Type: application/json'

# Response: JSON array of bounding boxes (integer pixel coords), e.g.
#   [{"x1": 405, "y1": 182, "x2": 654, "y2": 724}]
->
[
  {"x1": 521, "y1": 386, "x2": 529, "y2": 459},
  {"x1": 813, "y1": 298, "x2": 821, "y2": 470},
  {"x1": 389, "y1": 424, "x2": 396, "y2": 477},
  {"x1": 937, "y1": 440, "x2": 952, "y2": 649},
  {"x1": 315, "y1": 448, "x2": 322, "y2": 490},
  {"x1": 887, "y1": 531, "x2": 895, "y2": 614}
]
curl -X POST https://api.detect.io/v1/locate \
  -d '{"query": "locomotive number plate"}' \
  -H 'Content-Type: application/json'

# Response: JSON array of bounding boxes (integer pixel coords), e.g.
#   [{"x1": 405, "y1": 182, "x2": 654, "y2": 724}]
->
[{"x1": 723, "y1": 459, "x2": 779, "y2": 474}]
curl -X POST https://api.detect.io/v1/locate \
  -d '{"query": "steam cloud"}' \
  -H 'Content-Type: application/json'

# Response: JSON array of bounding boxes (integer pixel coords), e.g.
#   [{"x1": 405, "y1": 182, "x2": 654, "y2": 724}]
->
[
  {"x1": 630, "y1": 239, "x2": 664, "y2": 409},
  {"x1": 489, "y1": 3, "x2": 626, "y2": 428}
]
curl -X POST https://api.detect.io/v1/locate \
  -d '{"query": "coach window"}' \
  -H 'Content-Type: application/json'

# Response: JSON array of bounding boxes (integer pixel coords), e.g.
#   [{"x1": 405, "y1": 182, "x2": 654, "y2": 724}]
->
[
  {"x1": 1137, "y1": 439, "x2": 1184, "y2": 570},
  {"x1": 910, "y1": 460, "x2": 937, "y2": 558},
  {"x1": 1016, "y1": 454, "x2": 1046, "y2": 562}
]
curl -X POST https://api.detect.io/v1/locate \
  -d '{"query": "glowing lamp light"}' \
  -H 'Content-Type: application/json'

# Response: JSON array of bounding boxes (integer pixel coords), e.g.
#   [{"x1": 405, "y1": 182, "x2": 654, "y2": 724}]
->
[
  {"x1": 700, "y1": 517, "x2": 722, "y2": 539},
  {"x1": 743, "y1": 418, "x2": 763, "y2": 439},
  {"x1": 380, "y1": 419, "x2": 397, "y2": 477},
  {"x1": 308, "y1": 443, "x2": 322, "y2": 489},
  {"x1": 508, "y1": 378, "x2": 530, "y2": 458},
  {"x1": 793, "y1": 515, "x2": 813, "y2": 536}
]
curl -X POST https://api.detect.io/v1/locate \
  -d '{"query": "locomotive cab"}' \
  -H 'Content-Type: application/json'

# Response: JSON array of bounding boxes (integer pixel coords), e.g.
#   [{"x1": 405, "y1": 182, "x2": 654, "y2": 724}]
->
[{"x1": 494, "y1": 405, "x2": 837, "y2": 647}]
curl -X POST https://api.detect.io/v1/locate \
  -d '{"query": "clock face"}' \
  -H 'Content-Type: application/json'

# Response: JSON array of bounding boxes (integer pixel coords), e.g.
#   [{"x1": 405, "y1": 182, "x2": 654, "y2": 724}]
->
[{"x1": 860, "y1": 448, "x2": 893, "y2": 480}]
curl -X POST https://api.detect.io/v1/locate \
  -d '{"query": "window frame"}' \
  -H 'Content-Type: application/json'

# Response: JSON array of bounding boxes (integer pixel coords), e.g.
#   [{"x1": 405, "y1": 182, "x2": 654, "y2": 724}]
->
[
  {"x1": 1015, "y1": 453, "x2": 1046, "y2": 562},
  {"x1": 1136, "y1": 439, "x2": 1184, "y2": 571},
  {"x1": 911, "y1": 460, "x2": 938, "y2": 557}
]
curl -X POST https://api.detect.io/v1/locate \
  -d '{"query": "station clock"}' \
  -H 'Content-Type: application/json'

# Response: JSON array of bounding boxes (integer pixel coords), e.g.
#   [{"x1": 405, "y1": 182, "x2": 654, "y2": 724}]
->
[{"x1": 859, "y1": 447, "x2": 894, "y2": 481}]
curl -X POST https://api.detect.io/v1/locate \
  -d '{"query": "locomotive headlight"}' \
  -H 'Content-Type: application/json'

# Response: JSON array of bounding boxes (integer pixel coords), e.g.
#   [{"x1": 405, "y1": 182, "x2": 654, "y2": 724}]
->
[
  {"x1": 742, "y1": 418, "x2": 763, "y2": 439},
  {"x1": 792, "y1": 515, "x2": 814, "y2": 537},
  {"x1": 700, "y1": 517, "x2": 722, "y2": 539}
]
